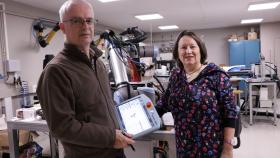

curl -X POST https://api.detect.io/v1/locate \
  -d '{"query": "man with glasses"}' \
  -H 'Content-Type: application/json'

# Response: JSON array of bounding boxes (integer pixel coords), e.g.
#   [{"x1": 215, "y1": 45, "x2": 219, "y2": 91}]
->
[{"x1": 36, "y1": 0, "x2": 134, "y2": 157}]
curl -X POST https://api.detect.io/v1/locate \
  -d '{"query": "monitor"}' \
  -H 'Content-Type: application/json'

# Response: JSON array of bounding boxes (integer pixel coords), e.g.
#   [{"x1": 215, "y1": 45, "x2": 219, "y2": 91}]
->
[{"x1": 115, "y1": 94, "x2": 161, "y2": 138}]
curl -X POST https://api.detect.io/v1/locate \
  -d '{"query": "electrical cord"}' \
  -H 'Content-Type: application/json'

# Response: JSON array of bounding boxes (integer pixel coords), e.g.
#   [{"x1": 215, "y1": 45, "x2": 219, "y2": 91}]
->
[
  {"x1": 264, "y1": 62, "x2": 280, "y2": 95},
  {"x1": 102, "y1": 30, "x2": 149, "y2": 74},
  {"x1": 153, "y1": 75, "x2": 166, "y2": 93}
]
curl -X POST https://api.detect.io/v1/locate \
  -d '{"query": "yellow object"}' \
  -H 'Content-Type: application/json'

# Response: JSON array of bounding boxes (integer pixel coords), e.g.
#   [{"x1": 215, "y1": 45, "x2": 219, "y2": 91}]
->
[
  {"x1": 45, "y1": 30, "x2": 57, "y2": 44},
  {"x1": 233, "y1": 89, "x2": 243, "y2": 94}
]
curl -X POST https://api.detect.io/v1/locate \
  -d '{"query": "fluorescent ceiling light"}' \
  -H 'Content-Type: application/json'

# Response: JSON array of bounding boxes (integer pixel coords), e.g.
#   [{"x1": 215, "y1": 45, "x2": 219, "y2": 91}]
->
[
  {"x1": 98, "y1": 0, "x2": 120, "y2": 3},
  {"x1": 248, "y1": 1, "x2": 280, "y2": 11},
  {"x1": 135, "y1": 14, "x2": 163, "y2": 21},
  {"x1": 241, "y1": 18, "x2": 263, "y2": 24},
  {"x1": 158, "y1": 25, "x2": 179, "y2": 30}
]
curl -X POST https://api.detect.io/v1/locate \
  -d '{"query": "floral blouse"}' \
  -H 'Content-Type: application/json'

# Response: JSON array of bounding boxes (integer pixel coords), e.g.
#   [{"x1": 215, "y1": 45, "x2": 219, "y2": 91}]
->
[{"x1": 157, "y1": 63, "x2": 237, "y2": 158}]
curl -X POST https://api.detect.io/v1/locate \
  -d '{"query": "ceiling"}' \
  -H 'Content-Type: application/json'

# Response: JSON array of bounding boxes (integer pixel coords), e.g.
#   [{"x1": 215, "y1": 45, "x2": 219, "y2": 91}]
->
[{"x1": 11, "y1": 0, "x2": 280, "y2": 32}]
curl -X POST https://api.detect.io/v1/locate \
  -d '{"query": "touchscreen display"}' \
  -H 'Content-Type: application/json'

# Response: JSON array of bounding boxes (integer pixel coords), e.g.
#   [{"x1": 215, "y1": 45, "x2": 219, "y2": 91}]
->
[{"x1": 118, "y1": 98, "x2": 152, "y2": 135}]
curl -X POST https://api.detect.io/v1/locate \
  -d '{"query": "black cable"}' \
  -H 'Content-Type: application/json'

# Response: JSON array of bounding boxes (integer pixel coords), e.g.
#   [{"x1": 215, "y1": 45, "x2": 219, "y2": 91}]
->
[
  {"x1": 265, "y1": 63, "x2": 277, "y2": 74},
  {"x1": 101, "y1": 29, "x2": 148, "y2": 76},
  {"x1": 153, "y1": 75, "x2": 166, "y2": 93},
  {"x1": 150, "y1": 82, "x2": 163, "y2": 93},
  {"x1": 115, "y1": 81, "x2": 131, "y2": 99},
  {"x1": 109, "y1": 36, "x2": 144, "y2": 70},
  {"x1": 120, "y1": 27, "x2": 147, "y2": 44}
]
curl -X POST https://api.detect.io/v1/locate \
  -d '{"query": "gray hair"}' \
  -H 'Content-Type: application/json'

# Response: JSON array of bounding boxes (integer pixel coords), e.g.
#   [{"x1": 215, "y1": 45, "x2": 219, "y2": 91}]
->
[{"x1": 59, "y1": 0, "x2": 94, "y2": 22}]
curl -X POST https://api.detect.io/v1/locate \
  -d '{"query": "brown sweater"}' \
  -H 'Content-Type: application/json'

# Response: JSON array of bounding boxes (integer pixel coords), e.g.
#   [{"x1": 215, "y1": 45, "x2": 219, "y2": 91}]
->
[{"x1": 37, "y1": 43, "x2": 123, "y2": 158}]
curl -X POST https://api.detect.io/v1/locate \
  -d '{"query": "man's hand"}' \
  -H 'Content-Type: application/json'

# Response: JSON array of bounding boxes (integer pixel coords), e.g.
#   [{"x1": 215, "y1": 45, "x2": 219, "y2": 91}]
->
[{"x1": 113, "y1": 130, "x2": 135, "y2": 149}]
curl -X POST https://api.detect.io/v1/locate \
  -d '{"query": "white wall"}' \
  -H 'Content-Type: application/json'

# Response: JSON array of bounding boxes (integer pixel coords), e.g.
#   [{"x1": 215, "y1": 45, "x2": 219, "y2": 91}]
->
[
  {"x1": 6, "y1": 14, "x2": 64, "y2": 92},
  {"x1": 0, "y1": 0, "x2": 64, "y2": 98},
  {"x1": 260, "y1": 22, "x2": 280, "y2": 76},
  {"x1": 0, "y1": 0, "x2": 278, "y2": 99},
  {"x1": 260, "y1": 22, "x2": 280, "y2": 113},
  {"x1": 0, "y1": 0, "x2": 119, "y2": 98},
  {"x1": 152, "y1": 25, "x2": 259, "y2": 66}
]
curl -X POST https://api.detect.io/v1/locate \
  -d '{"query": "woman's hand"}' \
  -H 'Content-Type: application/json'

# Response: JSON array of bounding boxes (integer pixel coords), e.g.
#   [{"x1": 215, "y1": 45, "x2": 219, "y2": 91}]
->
[
  {"x1": 220, "y1": 143, "x2": 233, "y2": 158},
  {"x1": 221, "y1": 127, "x2": 234, "y2": 158}
]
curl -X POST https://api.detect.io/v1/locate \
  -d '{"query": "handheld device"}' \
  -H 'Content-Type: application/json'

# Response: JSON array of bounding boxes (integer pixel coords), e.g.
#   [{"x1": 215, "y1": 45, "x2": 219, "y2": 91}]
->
[{"x1": 115, "y1": 94, "x2": 161, "y2": 138}]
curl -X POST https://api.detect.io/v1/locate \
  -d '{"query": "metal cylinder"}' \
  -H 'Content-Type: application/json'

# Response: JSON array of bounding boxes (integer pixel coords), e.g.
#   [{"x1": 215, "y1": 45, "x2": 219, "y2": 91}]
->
[
  {"x1": 139, "y1": 45, "x2": 154, "y2": 57},
  {"x1": 105, "y1": 40, "x2": 129, "y2": 85}
]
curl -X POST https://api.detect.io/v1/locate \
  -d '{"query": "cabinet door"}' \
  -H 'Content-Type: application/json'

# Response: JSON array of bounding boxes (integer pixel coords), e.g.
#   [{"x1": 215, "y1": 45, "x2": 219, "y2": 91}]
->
[
  {"x1": 229, "y1": 41, "x2": 245, "y2": 66},
  {"x1": 244, "y1": 40, "x2": 260, "y2": 67}
]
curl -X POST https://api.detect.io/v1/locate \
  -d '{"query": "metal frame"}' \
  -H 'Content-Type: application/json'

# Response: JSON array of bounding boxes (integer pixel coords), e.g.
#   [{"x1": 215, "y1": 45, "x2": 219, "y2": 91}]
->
[
  {"x1": 247, "y1": 80, "x2": 277, "y2": 125},
  {"x1": 7, "y1": 119, "x2": 57, "y2": 158}
]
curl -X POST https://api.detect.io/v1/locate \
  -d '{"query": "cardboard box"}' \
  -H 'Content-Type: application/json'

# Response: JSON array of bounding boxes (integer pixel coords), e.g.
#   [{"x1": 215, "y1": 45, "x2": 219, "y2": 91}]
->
[
  {"x1": 238, "y1": 35, "x2": 245, "y2": 40},
  {"x1": 248, "y1": 31, "x2": 257, "y2": 40},
  {"x1": 228, "y1": 34, "x2": 238, "y2": 41},
  {"x1": 0, "y1": 130, "x2": 30, "y2": 149}
]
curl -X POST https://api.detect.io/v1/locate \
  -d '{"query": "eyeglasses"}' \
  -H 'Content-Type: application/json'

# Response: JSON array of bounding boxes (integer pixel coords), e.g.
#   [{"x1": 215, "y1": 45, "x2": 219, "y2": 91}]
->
[{"x1": 63, "y1": 17, "x2": 96, "y2": 26}]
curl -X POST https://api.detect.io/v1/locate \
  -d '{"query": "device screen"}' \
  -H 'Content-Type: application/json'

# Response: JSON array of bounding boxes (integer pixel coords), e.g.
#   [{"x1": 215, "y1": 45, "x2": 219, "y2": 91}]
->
[{"x1": 118, "y1": 98, "x2": 152, "y2": 135}]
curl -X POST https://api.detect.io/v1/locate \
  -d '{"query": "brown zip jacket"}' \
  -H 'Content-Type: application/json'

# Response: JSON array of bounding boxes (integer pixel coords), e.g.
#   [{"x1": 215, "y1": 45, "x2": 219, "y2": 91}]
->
[{"x1": 37, "y1": 43, "x2": 123, "y2": 158}]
